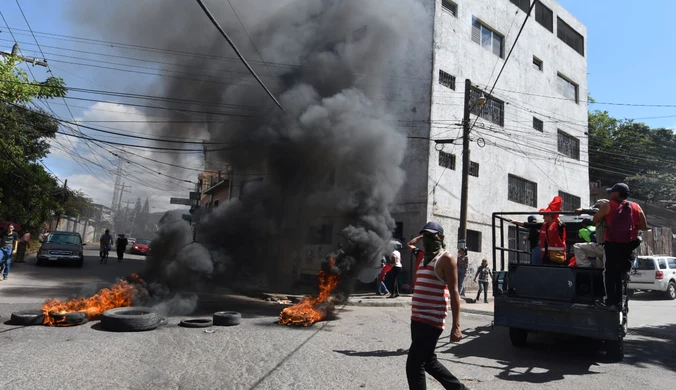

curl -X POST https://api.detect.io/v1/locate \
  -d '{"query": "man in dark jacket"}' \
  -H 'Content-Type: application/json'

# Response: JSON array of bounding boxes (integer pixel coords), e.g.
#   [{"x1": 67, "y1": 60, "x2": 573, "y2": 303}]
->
[{"x1": 116, "y1": 234, "x2": 129, "y2": 262}]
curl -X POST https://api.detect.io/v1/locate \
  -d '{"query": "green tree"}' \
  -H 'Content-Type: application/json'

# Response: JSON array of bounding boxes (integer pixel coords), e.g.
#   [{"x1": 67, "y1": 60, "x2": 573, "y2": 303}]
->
[{"x1": 0, "y1": 55, "x2": 68, "y2": 231}]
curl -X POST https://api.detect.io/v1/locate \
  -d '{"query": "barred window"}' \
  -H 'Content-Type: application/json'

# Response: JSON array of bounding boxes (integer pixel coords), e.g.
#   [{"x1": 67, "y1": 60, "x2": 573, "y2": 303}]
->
[
  {"x1": 535, "y1": 2, "x2": 553, "y2": 32},
  {"x1": 557, "y1": 17, "x2": 585, "y2": 56},
  {"x1": 439, "y1": 151, "x2": 456, "y2": 170},
  {"x1": 557, "y1": 73, "x2": 579, "y2": 103},
  {"x1": 471, "y1": 17, "x2": 503, "y2": 58},
  {"x1": 467, "y1": 230, "x2": 482, "y2": 252},
  {"x1": 439, "y1": 70, "x2": 456, "y2": 90},
  {"x1": 469, "y1": 161, "x2": 479, "y2": 177},
  {"x1": 508, "y1": 174, "x2": 537, "y2": 207},
  {"x1": 558, "y1": 191, "x2": 581, "y2": 211},
  {"x1": 442, "y1": 0, "x2": 458, "y2": 16},
  {"x1": 533, "y1": 117, "x2": 544, "y2": 132},
  {"x1": 557, "y1": 130, "x2": 580, "y2": 160},
  {"x1": 470, "y1": 87, "x2": 504, "y2": 127}
]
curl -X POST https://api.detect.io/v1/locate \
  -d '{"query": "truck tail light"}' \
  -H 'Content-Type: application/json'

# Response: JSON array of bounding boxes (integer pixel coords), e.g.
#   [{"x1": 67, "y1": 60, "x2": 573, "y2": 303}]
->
[{"x1": 656, "y1": 271, "x2": 664, "y2": 279}]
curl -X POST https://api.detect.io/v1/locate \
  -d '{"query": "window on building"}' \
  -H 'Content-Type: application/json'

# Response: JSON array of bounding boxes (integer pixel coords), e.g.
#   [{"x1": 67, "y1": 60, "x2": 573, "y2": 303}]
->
[
  {"x1": 439, "y1": 70, "x2": 456, "y2": 90},
  {"x1": 533, "y1": 117, "x2": 544, "y2": 132},
  {"x1": 307, "y1": 224, "x2": 333, "y2": 245},
  {"x1": 557, "y1": 130, "x2": 580, "y2": 160},
  {"x1": 535, "y1": 2, "x2": 553, "y2": 32},
  {"x1": 557, "y1": 17, "x2": 585, "y2": 56},
  {"x1": 469, "y1": 161, "x2": 479, "y2": 177},
  {"x1": 471, "y1": 17, "x2": 504, "y2": 58},
  {"x1": 557, "y1": 73, "x2": 579, "y2": 103},
  {"x1": 508, "y1": 174, "x2": 538, "y2": 207},
  {"x1": 532, "y1": 56, "x2": 543, "y2": 71},
  {"x1": 393, "y1": 222, "x2": 404, "y2": 240},
  {"x1": 509, "y1": 0, "x2": 530, "y2": 13},
  {"x1": 558, "y1": 191, "x2": 581, "y2": 211},
  {"x1": 470, "y1": 87, "x2": 504, "y2": 127},
  {"x1": 466, "y1": 230, "x2": 482, "y2": 252},
  {"x1": 439, "y1": 151, "x2": 456, "y2": 170},
  {"x1": 442, "y1": 0, "x2": 458, "y2": 16}
]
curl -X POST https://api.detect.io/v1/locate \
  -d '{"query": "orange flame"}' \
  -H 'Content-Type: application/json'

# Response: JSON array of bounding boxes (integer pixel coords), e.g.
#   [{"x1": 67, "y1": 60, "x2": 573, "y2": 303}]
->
[
  {"x1": 41, "y1": 274, "x2": 143, "y2": 326},
  {"x1": 279, "y1": 257, "x2": 339, "y2": 327}
]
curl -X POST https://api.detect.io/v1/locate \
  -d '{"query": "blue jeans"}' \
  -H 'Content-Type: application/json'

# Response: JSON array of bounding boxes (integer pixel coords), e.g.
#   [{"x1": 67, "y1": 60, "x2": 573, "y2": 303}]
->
[
  {"x1": 378, "y1": 281, "x2": 389, "y2": 294},
  {"x1": 531, "y1": 248, "x2": 542, "y2": 265},
  {"x1": 1, "y1": 247, "x2": 12, "y2": 278},
  {"x1": 458, "y1": 268, "x2": 467, "y2": 295}
]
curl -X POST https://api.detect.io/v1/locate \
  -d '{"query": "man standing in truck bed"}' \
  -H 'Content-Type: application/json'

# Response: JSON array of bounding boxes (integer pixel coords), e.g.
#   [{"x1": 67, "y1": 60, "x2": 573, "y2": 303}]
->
[{"x1": 592, "y1": 183, "x2": 647, "y2": 309}]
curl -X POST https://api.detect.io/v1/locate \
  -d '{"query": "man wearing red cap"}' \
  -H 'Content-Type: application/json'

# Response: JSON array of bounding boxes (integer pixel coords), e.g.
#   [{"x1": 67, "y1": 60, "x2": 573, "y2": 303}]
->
[{"x1": 406, "y1": 221, "x2": 470, "y2": 390}]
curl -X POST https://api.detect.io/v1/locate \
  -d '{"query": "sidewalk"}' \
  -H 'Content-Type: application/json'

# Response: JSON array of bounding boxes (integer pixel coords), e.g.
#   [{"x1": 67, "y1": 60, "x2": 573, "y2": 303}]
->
[{"x1": 346, "y1": 290, "x2": 495, "y2": 316}]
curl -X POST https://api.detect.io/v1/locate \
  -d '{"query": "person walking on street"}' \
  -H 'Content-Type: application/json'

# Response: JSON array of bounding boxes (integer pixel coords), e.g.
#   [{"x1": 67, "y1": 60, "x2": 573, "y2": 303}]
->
[
  {"x1": 16, "y1": 231, "x2": 31, "y2": 263},
  {"x1": 591, "y1": 183, "x2": 647, "y2": 310},
  {"x1": 456, "y1": 248, "x2": 469, "y2": 296},
  {"x1": 407, "y1": 222, "x2": 470, "y2": 390},
  {"x1": 377, "y1": 257, "x2": 391, "y2": 296},
  {"x1": 387, "y1": 243, "x2": 403, "y2": 298},
  {"x1": 509, "y1": 216, "x2": 543, "y2": 265},
  {"x1": 473, "y1": 259, "x2": 492, "y2": 303},
  {"x1": 1, "y1": 224, "x2": 19, "y2": 281},
  {"x1": 116, "y1": 234, "x2": 129, "y2": 262},
  {"x1": 99, "y1": 229, "x2": 113, "y2": 264}
]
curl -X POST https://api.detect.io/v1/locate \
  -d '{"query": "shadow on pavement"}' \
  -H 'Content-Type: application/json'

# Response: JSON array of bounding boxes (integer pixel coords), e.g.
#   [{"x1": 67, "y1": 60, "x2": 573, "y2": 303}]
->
[{"x1": 334, "y1": 348, "x2": 409, "y2": 357}]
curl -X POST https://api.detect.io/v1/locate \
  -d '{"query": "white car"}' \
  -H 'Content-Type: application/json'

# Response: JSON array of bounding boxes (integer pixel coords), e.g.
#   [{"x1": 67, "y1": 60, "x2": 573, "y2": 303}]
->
[{"x1": 628, "y1": 256, "x2": 676, "y2": 300}]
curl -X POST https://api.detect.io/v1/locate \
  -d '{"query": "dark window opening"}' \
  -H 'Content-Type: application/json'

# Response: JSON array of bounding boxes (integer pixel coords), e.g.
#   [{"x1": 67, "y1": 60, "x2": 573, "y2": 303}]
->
[
  {"x1": 510, "y1": 0, "x2": 530, "y2": 13},
  {"x1": 466, "y1": 230, "x2": 482, "y2": 252},
  {"x1": 469, "y1": 161, "x2": 479, "y2": 177},
  {"x1": 558, "y1": 191, "x2": 581, "y2": 211},
  {"x1": 535, "y1": 2, "x2": 554, "y2": 32},
  {"x1": 439, "y1": 151, "x2": 456, "y2": 170},
  {"x1": 393, "y1": 222, "x2": 404, "y2": 240},
  {"x1": 533, "y1": 117, "x2": 544, "y2": 132},
  {"x1": 508, "y1": 174, "x2": 538, "y2": 207},
  {"x1": 442, "y1": 0, "x2": 458, "y2": 16},
  {"x1": 557, "y1": 73, "x2": 579, "y2": 103},
  {"x1": 470, "y1": 87, "x2": 504, "y2": 127},
  {"x1": 471, "y1": 17, "x2": 504, "y2": 58},
  {"x1": 557, "y1": 130, "x2": 580, "y2": 160},
  {"x1": 557, "y1": 17, "x2": 585, "y2": 56},
  {"x1": 439, "y1": 70, "x2": 456, "y2": 90}
]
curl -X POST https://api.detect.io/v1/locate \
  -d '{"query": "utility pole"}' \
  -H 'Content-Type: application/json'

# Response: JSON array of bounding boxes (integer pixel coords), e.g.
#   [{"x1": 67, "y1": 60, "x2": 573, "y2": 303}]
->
[
  {"x1": 121, "y1": 199, "x2": 132, "y2": 235},
  {"x1": 1, "y1": 43, "x2": 48, "y2": 67},
  {"x1": 458, "y1": 79, "x2": 472, "y2": 249}
]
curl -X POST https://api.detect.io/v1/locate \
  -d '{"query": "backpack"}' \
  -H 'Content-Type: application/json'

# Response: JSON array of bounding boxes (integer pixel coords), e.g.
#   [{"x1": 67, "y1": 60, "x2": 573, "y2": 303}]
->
[
  {"x1": 585, "y1": 227, "x2": 597, "y2": 243},
  {"x1": 607, "y1": 201, "x2": 635, "y2": 243}
]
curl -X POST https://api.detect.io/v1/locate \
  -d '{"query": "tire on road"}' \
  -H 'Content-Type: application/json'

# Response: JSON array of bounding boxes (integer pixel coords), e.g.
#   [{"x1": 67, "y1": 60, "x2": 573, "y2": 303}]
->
[
  {"x1": 213, "y1": 311, "x2": 241, "y2": 326},
  {"x1": 101, "y1": 307, "x2": 161, "y2": 332},
  {"x1": 10, "y1": 310, "x2": 45, "y2": 326},
  {"x1": 666, "y1": 281, "x2": 676, "y2": 300},
  {"x1": 49, "y1": 311, "x2": 89, "y2": 326},
  {"x1": 179, "y1": 318, "x2": 214, "y2": 328}
]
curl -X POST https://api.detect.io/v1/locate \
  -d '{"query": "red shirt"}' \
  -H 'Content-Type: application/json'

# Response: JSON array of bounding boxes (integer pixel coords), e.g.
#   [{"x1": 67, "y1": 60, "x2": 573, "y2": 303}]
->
[{"x1": 604, "y1": 200, "x2": 642, "y2": 242}]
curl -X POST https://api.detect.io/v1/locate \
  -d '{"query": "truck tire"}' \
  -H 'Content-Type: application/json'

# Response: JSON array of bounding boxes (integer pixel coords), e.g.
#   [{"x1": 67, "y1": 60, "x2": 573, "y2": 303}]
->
[
  {"x1": 10, "y1": 310, "x2": 45, "y2": 326},
  {"x1": 666, "y1": 281, "x2": 676, "y2": 300},
  {"x1": 101, "y1": 307, "x2": 161, "y2": 332},
  {"x1": 509, "y1": 328, "x2": 528, "y2": 347},
  {"x1": 213, "y1": 311, "x2": 241, "y2": 326},
  {"x1": 606, "y1": 339, "x2": 624, "y2": 361}
]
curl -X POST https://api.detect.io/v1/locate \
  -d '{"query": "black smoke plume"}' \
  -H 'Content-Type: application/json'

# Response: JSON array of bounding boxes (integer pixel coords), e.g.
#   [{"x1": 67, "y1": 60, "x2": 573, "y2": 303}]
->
[{"x1": 70, "y1": 0, "x2": 432, "y2": 293}]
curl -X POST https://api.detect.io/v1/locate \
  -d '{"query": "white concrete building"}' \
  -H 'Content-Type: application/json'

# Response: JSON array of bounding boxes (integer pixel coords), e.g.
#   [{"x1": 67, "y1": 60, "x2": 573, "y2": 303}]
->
[{"x1": 391, "y1": 0, "x2": 589, "y2": 282}]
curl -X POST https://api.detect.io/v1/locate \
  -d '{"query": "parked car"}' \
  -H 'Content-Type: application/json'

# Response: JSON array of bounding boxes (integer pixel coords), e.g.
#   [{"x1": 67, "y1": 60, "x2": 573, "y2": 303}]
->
[
  {"x1": 36, "y1": 231, "x2": 85, "y2": 267},
  {"x1": 628, "y1": 256, "x2": 676, "y2": 299},
  {"x1": 129, "y1": 238, "x2": 151, "y2": 255}
]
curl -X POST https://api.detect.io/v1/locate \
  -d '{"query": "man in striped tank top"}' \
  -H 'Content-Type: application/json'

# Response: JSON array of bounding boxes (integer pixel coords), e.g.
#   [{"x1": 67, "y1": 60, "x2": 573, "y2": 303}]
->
[{"x1": 405, "y1": 222, "x2": 469, "y2": 390}]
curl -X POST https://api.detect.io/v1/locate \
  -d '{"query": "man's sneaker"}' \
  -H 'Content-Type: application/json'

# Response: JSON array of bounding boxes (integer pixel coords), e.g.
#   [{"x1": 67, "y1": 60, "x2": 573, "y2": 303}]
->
[{"x1": 484, "y1": 300, "x2": 489, "y2": 303}]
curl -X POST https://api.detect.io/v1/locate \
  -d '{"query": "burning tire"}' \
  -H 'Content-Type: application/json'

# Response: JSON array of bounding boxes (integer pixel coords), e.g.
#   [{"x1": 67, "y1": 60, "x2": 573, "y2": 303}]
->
[
  {"x1": 49, "y1": 311, "x2": 89, "y2": 326},
  {"x1": 9, "y1": 310, "x2": 45, "y2": 326},
  {"x1": 213, "y1": 311, "x2": 241, "y2": 326},
  {"x1": 179, "y1": 318, "x2": 213, "y2": 328},
  {"x1": 100, "y1": 307, "x2": 161, "y2": 332}
]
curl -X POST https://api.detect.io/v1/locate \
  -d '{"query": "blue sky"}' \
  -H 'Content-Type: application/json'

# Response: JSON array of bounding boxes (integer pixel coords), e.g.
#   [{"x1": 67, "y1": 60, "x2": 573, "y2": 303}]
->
[{"x1": 1, "y1": 0, "x2": 674, "y2": 208}]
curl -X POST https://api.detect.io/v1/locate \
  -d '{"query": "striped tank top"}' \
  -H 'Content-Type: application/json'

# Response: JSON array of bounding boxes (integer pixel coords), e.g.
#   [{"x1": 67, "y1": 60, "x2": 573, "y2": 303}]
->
[{"x1": 411, "y1": 250, "x2": 450, "y2": 330}]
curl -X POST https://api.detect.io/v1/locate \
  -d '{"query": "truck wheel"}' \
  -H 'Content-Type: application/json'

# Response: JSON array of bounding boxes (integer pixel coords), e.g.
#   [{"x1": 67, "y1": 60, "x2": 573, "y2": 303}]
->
[
  {"x1": 509, "y1": 328, "x2": 528, "y2": 348},
  {"x1": 606, "y1": 339, "x2": 624, "y2": 361},
  {"x1": 627, "y1": 289, "x2": 634, "y2": 298},
  {"x1": 666, "y1": 281, "x2": 676, "y2": 300}
]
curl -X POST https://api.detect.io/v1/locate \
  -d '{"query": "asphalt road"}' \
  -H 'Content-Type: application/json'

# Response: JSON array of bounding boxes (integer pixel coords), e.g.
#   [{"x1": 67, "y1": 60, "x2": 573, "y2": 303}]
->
[{"x1": 1, "y1": 251, "x2": 675, "y2": 390}]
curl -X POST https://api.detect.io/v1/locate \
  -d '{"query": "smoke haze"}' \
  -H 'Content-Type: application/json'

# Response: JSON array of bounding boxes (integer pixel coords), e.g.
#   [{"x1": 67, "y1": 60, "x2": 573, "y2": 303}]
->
[{"x1": 69, "y1": 0, "x2": 433, "y2": 292}]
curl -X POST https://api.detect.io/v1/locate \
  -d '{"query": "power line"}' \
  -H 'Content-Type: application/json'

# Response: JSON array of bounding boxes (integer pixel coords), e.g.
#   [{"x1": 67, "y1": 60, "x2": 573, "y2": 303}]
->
[{"x1": 194, "y1": 0, "x2": 284, "y2": 113}]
